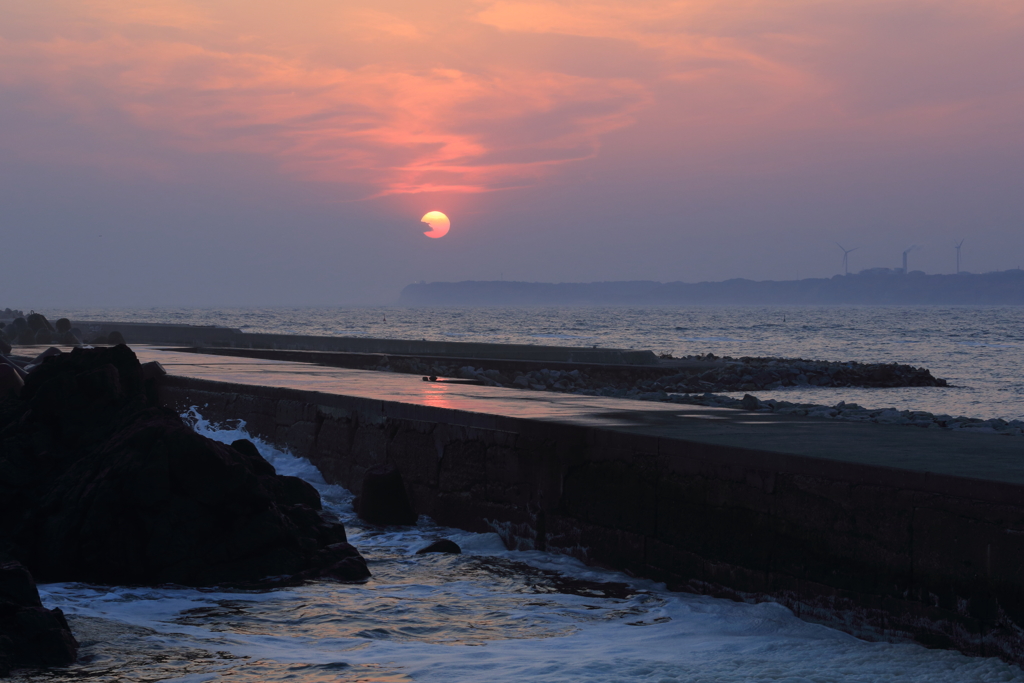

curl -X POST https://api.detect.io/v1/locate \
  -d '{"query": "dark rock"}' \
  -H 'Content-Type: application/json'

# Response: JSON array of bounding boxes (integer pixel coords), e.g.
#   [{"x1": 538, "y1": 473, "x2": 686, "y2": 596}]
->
[
  {"x1": 140, "y1": 361, "x2": 166, "y2": 404},
  {"x1": 0, "y1": 366, "x2": 21, "y2": 401},
  {"x1": 740, "y1": 394, "x2": 760, "y2": 411},
  {"x1": 56, "y1": 332, "x2": 82, "y2": 346},
  {"x1": 33, "y1": 329, "x2": 52, "y2": 345},
  {"x1": 276, "y1": 476, "x2": 323, "y2": 510},
  {"x1": 0, "y1": 356, "x2": 26, "y2": 381},
  {"x1": 0, "y1": 560, "x2": 41, "y2": 607},
  {"x1": 416, "y1": 539, "x2": 462, "y2": 554},
  {"x1": 355, "y1": 464, "x2": 417, "y2": 526},
  {"x1": 140, "y1": 361, "x2": 166, "y2": 380},
  {"x1": 0, "y1": 561, "x2": 78, "y2": 674},
  {"x1": 25, "y1": 347, "x2": 62, "y2": 372},
  {"x1": 15, "y1": 328, "x2": 35, "y2": 346},
  {"x1": 0, "y1": 345, "x2": 367, "y2": 588},
  {"x1": 86, "y1": 331, "x2": 125, "y2": 346},
  {"x1": 8, "y1": 319, "x2": 27, "y2": 335},
  {"x1": 231, "y1": 438, "x2": 276, "y2": 476},
  {"x1": 25, "y1": 314, "x2": 53, "y2": 333},
  {"x1": 54, "y1": 319, "x2": 71, "y2": 335},
  {"x1": 316, "y1": 543, "x2": 371, "y2": 581}
]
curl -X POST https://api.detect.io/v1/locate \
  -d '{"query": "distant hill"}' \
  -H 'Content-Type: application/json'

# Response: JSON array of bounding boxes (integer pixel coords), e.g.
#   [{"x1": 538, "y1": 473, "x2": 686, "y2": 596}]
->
[{"x1": 398, "y1": 270, "x2": 1024, "y2": 306}]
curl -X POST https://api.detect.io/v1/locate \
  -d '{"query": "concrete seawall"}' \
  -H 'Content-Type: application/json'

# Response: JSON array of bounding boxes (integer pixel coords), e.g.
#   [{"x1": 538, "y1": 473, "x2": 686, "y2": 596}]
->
[
  {"x1": 68, "y1": 321, "x2": 658, "y2": 365},
  {"x1": 155, "y1": 366, "x2": 1024, "y2": 664}
]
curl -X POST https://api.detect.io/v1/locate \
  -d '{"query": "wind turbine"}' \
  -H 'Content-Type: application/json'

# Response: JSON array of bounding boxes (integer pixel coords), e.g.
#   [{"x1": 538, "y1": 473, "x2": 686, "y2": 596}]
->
[
  {"x1": 837, "y1": 243, "x2": 859, "y2": 276},
  {"x1": 954, "y1": 239, "x2": 965, "y2": 274},
  {"x1": 902, "y1": 245, "x2": 920, "y2": 274}
]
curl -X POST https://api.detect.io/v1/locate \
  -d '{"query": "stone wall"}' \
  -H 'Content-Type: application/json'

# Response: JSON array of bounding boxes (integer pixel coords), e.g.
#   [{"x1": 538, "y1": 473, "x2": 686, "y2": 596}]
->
[{"x1": 158, "y1": 375, "x2": 1024, "y2": 663}]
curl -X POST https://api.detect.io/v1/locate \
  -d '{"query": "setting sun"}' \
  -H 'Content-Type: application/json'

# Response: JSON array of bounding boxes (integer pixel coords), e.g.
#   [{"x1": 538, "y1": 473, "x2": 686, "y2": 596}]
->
[{"x1": 421, "y1": 211, "x2": 450, "y2": 239}]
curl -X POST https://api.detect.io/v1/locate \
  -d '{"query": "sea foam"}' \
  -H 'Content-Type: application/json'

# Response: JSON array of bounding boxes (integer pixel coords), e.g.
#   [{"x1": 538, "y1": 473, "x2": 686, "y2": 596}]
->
[{"x1": 25, "y1": 411, "x2": 1024, "y2": 682}]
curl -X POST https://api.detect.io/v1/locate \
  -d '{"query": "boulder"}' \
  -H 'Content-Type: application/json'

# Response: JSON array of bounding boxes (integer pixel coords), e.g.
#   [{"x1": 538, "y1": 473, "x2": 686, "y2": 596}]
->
[
  {"x1": 355, "y1": 464, "x2": 417, "y2": 526},
  {"x1": 415, "y1": 539, "x2": 462, "y2": 555},
  {"x1": 55, "y1": 320, "x2": 83, "y2": 346},
  {"x1": 276, "y1": 476, "x2": 323, "y2": 510},
  {"x1": 0, "y1": 345, "x2": 369, "y2": 587},
  {"x1": 25, "y1": 314, "x2": 53, "y2": 333},
  {"x1": 230, "y1": 438, "x2": 276, "y2": 476},
  {"x1": 0, "y1": 366, "x2": 23, "y2": 401},
  {"x1": 0, "y1": 560, "x2": 78, "y2": 676},
  {"x1": 57, "y1": 333, "x2": 83, "y2": 347},
  {"x1": 24, "y1": 347, "x2": 62, "y2": 372},
  {"x1": 0, "y1": 357, "x2": 26, "y2": 381}
]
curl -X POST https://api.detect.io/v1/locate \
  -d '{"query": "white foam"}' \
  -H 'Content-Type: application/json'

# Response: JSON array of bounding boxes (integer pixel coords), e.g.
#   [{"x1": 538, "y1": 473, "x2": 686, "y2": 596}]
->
[
  {"x1": 32, "y1": 409, "x2": 1024, "y2": 682},
  {"x1": 678, "y1": 336, "x2": 752, "y2": 343},
  {"x1": 958, "y1": 341, "x2": 1018, "y2": 349},
  {"x1": 183, "y1": 407, "x2": 354, "y2": 510},
  {"x1": 531, "y1": 333, "x2": 596, "y2": 339}
]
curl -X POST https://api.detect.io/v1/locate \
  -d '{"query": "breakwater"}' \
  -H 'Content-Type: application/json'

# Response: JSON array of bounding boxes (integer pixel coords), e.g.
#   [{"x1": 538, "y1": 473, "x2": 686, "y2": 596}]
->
[
  {"x1": 55, "y1": 321, "x2": 660, "y2": 366},
  {"x1": 152, "y1": 354, "x2": 1024, "y2": 665},
  {"x1": 188, "y1": 346, "x2": 946, "y2": 392}
]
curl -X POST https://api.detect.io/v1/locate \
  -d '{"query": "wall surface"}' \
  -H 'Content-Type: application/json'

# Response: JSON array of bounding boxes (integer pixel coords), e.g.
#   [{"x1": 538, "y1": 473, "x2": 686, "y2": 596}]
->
[
  {"x1": 158, "y1": 375, "x2": 1024, "y2": 663},
  {"x1": 69, "y1": 322, "x2": 658, "y2": 365}
]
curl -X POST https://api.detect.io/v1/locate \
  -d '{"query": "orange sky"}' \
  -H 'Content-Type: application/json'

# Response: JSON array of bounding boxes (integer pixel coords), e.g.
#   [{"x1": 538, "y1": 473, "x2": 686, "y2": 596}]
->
[{"x1": 2, "y1": 0, "x2": 1023, "y2": 304}]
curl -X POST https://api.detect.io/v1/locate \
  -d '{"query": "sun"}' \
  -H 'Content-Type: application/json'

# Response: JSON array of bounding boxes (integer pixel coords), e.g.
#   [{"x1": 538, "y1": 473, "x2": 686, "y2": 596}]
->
[{"x1": 421, "y1": 211, "x2": 450, "y2": 239}]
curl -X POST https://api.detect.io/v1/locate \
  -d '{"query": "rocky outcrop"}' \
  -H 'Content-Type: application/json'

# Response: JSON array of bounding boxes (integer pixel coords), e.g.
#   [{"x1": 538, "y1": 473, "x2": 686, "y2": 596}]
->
[
  {"x1": 416, "y1": 539, "x2": 462, "y2": 555},
  {"x1": 0, "y1": 345, "x2": 369, "y2": 587},
  {"x1": 355, "y1": 464, "x2": 417, "y2": 526},
  {"x1": 53, "y1": 319, "x2": 82, "y2": 346},
  {"x1": 0, "y1": 560, "x2": 78, "y2": 677}
]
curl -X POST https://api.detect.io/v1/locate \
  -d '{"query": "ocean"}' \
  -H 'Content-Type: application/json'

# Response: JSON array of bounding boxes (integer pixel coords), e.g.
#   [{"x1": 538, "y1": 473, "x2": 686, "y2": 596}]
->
[
  {"x1": 18, "y1": 305, "x2": 1024, "y2": 681},
  {"x1": 45, "y1": 304, "x2": 1024, "y2": 420},
  {"x1": 26, "y1": 415, "x2": 1024, "y2": 682}
]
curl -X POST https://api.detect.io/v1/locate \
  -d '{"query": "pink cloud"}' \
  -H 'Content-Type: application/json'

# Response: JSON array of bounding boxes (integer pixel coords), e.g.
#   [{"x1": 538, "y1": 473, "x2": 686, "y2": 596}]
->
[
  {"x1": 0, "y1": 3, "x2": 651, "y2": 197},
  {"x1": 1, "y1": 0, "x2": 1021, "y2": 200}
]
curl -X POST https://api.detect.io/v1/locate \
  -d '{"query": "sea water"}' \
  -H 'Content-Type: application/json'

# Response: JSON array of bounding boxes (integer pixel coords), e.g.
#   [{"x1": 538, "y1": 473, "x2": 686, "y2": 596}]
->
[
  {"x1": 23, "y1": 415, "x2": 1024, "y2": 682},
  {"x1": 44, "y1": 305, "x2": 1024, "y2": 420},
  {"x1": 18, "y1": 305, "x2": 1024, "y2": 680}
]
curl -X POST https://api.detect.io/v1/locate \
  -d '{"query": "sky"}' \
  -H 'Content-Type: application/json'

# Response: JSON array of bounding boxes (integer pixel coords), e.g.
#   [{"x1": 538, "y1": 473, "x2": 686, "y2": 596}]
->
[{"x1": 2, "y1": 0, "x2": 1023, "y2": 306}]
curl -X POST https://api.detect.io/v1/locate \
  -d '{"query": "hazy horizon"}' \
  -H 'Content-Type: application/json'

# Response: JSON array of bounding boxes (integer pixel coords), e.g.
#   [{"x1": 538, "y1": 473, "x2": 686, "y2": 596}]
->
[{"x1": 3, "y1": 1, "x2": 1023, "y2": 307}]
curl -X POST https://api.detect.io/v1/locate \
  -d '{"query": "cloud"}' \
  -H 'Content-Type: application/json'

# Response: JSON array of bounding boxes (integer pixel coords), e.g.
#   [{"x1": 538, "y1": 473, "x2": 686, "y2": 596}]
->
[
  {"x1": 0, "y1": 2, "x2": 651, "y2": 198},
  {"x1": 1, "y1": 0, "x2": 1022, "y2": 201}
]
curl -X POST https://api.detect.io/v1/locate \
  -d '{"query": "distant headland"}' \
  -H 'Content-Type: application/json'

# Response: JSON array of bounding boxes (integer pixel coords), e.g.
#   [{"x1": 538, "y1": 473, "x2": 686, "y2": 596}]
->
[{"x1": 399, "y1": 269, "x2": 1024, "y2": 306}]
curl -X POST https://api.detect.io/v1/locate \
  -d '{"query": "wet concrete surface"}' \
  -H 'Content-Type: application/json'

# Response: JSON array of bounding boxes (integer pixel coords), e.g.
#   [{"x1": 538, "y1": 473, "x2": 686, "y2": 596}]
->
[{"x1": 132, "y1": 347, "x2": 1024, "y2": 487}]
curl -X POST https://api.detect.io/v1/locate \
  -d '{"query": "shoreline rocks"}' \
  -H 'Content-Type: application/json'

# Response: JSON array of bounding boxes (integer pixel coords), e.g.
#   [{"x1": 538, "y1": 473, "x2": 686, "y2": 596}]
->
[
  {"x1": 0, "y1": 312, "x2": 106, "y2": 347},
  {"x1": 665, "y1": 392, "x2": 1024, "y2": 436},
  {"x1": 416, "y1": 539, "x2": 462, "y2": 555},
  {"x1": 379, "y1": 354, "x2": 947, "y2": 394},
  {"x1": 0, "y1": 345, "x2": 371, "y2": 592},
  {"x1": 0, "y1": 561, "x2": 78, "y2": 677},
  {"x1": 355, "y1": 464, "x2": 418, "y2": 526},
  {"x1": 367, "y1": 356, "x2": 1023, "y2": 437}
]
